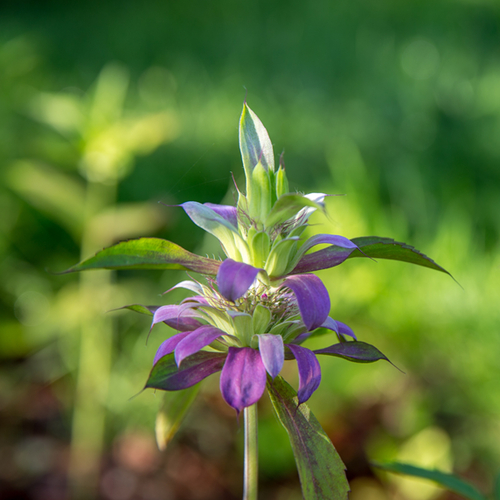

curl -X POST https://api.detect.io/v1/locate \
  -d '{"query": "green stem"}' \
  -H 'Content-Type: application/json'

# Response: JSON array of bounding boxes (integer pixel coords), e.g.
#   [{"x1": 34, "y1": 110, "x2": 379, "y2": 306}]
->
[
  {"x1": 243, "y1": 404, "x2": 258, "y2": 500},
  {"x1": 69, "y1": 180, "x2": 116, "y2": 499}
]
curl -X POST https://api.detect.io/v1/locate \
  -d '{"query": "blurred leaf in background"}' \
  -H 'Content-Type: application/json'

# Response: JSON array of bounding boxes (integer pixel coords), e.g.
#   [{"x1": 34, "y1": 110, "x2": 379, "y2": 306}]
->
[{"x1": 1, "y1": 0, "x2": 499, "y2": 498}]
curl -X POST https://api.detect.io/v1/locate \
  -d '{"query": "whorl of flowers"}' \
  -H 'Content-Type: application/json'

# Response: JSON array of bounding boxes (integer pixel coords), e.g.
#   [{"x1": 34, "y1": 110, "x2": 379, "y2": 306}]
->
[{"x1": 66, "y1": 103, "x2": 450, "y2": 415}]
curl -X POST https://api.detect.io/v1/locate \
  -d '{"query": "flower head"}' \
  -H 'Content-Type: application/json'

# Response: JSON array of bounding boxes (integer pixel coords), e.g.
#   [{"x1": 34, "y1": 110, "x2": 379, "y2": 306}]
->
[
  {"x1": 66, "y1": 102, "x2": 451, "y2": 414},
  {"x1": 142, "y1": 103, "x2": 395, "y2": 413}
]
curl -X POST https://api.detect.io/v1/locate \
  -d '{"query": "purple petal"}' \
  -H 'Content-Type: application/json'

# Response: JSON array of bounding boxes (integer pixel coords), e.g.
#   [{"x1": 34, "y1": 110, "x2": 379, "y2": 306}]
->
[
  {"x1": 321, "y1": 316, "x2": 339, "y2": 333},
  {"x1": 257, "y1": 334, "x2": 284, "y2": 379},
  {"x1": 153, "y1": 331, "x2": 192, "y2": 365},
  {"x1": 281, "y1": 274, "x2": 330, "y2": 331},
  {"x1": 152, "y1": 304, "x2": 204, "y2": 331},
  {"x1": 220, "y1": 347, "x2": 267, "y2": 413},
  {"x1": 287, "y1": 344, "x2": 321, "y2": 404},
  {"x1": 204, "y1": 203, "x2": 238, "y2": 229},
  {"x1": 174, "y1": 325, "x2": 225, "y2": 366},
  {"x1": 300, "y1": 234, "x2": 358, "y2": 255},
  {"x1": 321, "y1": 317, "x2": 357, "y2": 341},
  {"x1": 337, "y1": 321, "x2": 357, "y2": 340},
  {"x1": 217, "y1": 259, "x2": 261, "y2": 302}
]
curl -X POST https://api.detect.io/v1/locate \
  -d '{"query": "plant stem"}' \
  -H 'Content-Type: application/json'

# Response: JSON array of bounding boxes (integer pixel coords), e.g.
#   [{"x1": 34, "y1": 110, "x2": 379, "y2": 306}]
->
[
  {"x1": 69, "y1": 180, "x2": 116, "y2": 499},
  {"x1": 243, "y1": 404, "x2": 258, "y2": 500}
]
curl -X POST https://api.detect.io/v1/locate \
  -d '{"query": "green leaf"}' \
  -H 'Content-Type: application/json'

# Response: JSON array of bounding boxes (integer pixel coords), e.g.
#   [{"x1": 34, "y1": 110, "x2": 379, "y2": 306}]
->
[
  {"x1": 373, "y1": 462, "x2": 486, "y2": 500},
  {"x1": 117, "y1": 304, "x2": 158, "y2": 316},
  {"x1": 60, "y1": 237, "x2": 221, "y2": 275},
  {"x1": 155, "y1": 385, "x2": 200, "y2": 451},
  {"x1": 267, "y1": 376, "x2": 349, "y2": 500},
  {"x1": 239, "y1": 102, "x2": 275, "y2": 175},
  {"x1": 494, "y1": 472, "x2": 500, "y2": 500},
  {"x1": 350, "y1": 237, "x2": 451, "y2": 276},
  {"x1": 265, "y1": 193, "x2": 323, "y2": 229},
  {"x1": 313, "y1": 341, "x2": 398, "y2": 370}
]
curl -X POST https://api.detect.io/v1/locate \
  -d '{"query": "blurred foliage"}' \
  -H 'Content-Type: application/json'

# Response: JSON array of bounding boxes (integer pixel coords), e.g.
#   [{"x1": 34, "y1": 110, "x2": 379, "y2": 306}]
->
[{"x1": 1, "y1": 0, "x2": 499, "y2": 499}]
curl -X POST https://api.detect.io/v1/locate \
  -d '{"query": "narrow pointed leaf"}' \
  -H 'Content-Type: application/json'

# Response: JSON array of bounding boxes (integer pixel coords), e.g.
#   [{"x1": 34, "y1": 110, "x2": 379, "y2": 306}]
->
[
  {"x1": 349, "y1": 237, "x2": 452, "y2": 275},
  {"x1": 61, "y1": 238, "x2": 221, "y2": 274},
  {"x1": 372, "y1": 462, "x2": 486, "y2": 500},
  {"x1": 146, "y1": 351, "x2": 225, "y2": 391},
  {"x1": 293, "y1": 236, "x2": 451, "y2": 276},
  {"x1": 119, "y1": 304, "x2": 159, "y2": 316},
  {"x1": 155, "y1": 385, "x2": 200, "y2": 451},
  {"x1": 239, "y1": 103, "x2": 274, "y2": 174},
  {"x1": 287, "y1": 344, "x2": 321, "y2": 404},
  {"x1": 220, "y1": 347, "x2": 266, "y2": 413},
  {"x1": 281, "y1": 274, "x2": 330, "y2": 331},
  {"x1": 267, "y1": 376, "x2": 349, "y2": 500},
  {"x1": 314, "y1": 341, "x2": 392, "y2": 364}
]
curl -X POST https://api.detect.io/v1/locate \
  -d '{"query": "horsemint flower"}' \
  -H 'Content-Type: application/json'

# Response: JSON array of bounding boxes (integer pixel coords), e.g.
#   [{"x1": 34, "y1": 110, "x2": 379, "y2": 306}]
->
[
  {"x1": 66, "y1": 103, "x2": 448, "y2": 414},
  {"x1": 65, "y1": 102, "x2": 451, "y2": 498}
]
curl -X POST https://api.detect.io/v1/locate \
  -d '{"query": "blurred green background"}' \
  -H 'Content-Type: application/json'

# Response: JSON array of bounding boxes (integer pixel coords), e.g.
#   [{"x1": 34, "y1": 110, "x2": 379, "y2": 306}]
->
[{"x1": 1, "y1": 1, "x2": 499, "y2": 499}]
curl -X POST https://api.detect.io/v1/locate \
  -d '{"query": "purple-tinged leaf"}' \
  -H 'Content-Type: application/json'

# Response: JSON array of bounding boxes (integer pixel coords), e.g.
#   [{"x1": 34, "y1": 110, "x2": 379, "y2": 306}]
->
[
  {"x1": 217, "y1": 259, "x2": 261, "y2": 302},
  {"x1": 181, "y1": 201, "x2": 240, "y2": 233},
  {"x1": 151, "y1": 304, "x2": 204, "y2": 331},
  {"x1": 204, "y1": 203, "x2": 238, "y2": 229},
  {"x1": 292, "y1": 247, "x2": 355, "y2": 274},
  {"x1": 287, "y1": 344, "x2": 321, "y2": 404},
  {"x1": 257, "y1": 334, "x2": 284, "y2": 379},
  {"x1": 314, "y1": 341, "x2": 392, "y2": 364},
  {"x1": 146, "y1": 351, "x2": 225, "y2": 391},
  {"x1": 267, "y1": 376, "x2": 349, "y2": 500},
  {"x1": 61, "y1": 238, "x2": 221, "y2": 275},
  {"x1": 281, "y1": 274, "x2": 330, "y2": 331},
  {"x1": 153, "y1": 332, "x2": 192, "y2": 365},
  {"x1": 239, "y1": 103, "x2": 275, "y2": 174},
  {"x1": 220, "y1": 347, "x2": 266, "y2": 413},
  {"x1": 174, "y1": 325, "x2": 225, "y2": 366},
  {"x1": 292, "y1": 236, "x2": 452, "y2": 277}
]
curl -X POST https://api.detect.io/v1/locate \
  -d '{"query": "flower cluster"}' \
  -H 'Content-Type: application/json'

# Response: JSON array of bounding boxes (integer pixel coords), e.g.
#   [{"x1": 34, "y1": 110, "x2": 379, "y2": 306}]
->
[
  {"x1": 142, "y1": 104, "x2": 390, "y2": 413},
  {"x1": 67, "y1": 102, "x2": 449, "y2": 414}
]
